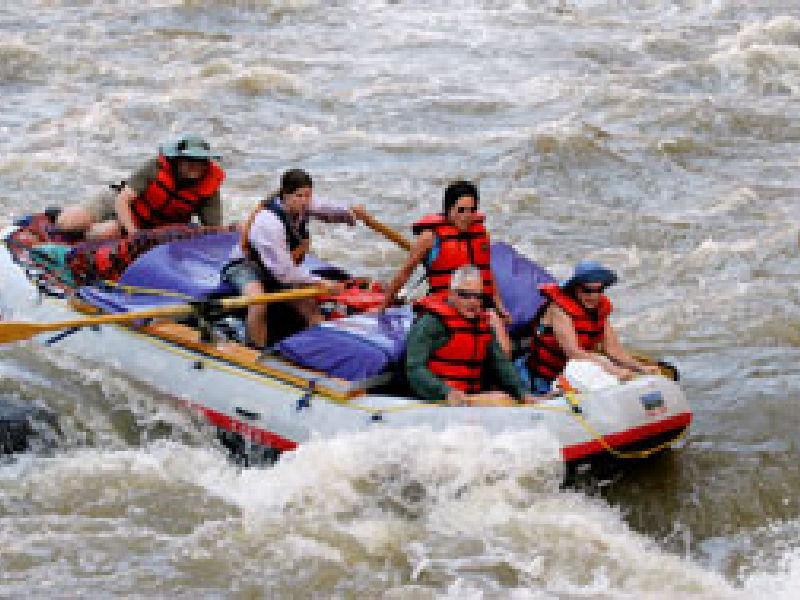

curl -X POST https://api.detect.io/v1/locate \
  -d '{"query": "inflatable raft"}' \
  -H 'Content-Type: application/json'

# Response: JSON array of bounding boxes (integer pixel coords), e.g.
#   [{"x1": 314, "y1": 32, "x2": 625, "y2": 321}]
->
[{"x1": 0, "y1": 213, "x2": 691, "y2": 463}]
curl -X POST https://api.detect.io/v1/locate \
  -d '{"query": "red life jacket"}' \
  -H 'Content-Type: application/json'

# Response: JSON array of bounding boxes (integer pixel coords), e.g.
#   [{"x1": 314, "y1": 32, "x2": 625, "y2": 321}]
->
[
  {"x1": 415, "y1": 294, "x2": 493, "y2": 394},
  {"x1": 130, "y1": 155, "x2": 225, "y2": 228},
  {"x1": 67, "y1": 224, "x2": 236, "y2": 285},
  {"x1": 412, "y1": 213, "x2": 494, "y2": 298},
  {"x1": 528, "y1": 283, "x2": 612, "y2": 382}
]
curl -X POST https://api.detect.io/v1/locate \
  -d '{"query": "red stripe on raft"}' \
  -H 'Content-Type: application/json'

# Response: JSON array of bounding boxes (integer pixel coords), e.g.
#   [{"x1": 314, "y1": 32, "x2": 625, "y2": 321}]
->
[
  {"x1": 562, "y1": 412, "x2": 692, "y2": 462},
  {"x1": 182, "y1": 400, "x2": 691, "y2": 460},
  {"x1": 186, "y1": 403, "x2": 299, "y2": 451}
]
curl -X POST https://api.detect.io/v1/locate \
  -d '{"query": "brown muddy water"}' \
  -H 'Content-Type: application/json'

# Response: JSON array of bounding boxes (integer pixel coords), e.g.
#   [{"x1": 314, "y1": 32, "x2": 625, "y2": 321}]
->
[{"x1": 1, "y1": 1, "x2": 799, "y2": 596}]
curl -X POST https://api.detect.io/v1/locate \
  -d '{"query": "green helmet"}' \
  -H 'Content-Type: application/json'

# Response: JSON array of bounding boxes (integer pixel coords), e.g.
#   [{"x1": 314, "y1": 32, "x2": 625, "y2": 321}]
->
[{"x1": 160, "y1": 134, "x2": 221, "y2": 160}]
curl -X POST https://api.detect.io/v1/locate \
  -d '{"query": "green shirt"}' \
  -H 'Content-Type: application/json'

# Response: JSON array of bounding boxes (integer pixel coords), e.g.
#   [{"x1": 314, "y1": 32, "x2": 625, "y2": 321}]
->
[
  {"x1": 405, "y1": 312, "x2": 527, "y2": 402},
  {"x1": 127, "y1": 158, "x2": 222, "y2": 226}
]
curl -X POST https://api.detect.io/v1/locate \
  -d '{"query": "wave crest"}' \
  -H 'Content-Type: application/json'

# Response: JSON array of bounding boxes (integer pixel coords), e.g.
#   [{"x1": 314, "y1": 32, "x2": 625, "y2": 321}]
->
[{"x1": 0, "y1": 43, "x2": 47, "y2": 83}]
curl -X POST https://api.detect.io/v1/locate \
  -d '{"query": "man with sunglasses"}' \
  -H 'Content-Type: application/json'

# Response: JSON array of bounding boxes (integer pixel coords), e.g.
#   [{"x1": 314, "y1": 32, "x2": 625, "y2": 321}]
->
[
  {"x1": 527, "y1": 260, "x2": 660, "y2": 394},
  {"x1": 56, "y1": 135, "x2": 224, "y2": 239},
  {"x1": 406, "y1": 266, "x2": 538, "y2": 406}
]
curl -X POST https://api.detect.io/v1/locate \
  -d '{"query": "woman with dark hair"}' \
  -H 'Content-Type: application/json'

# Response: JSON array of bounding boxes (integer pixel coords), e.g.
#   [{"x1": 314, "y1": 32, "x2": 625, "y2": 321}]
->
[
  {"x1": 222, "y1": 169, "x2": 365, "y2": 347},
  {"x1": 375, "y1": 180, "x2": 508, "y2": 320}
]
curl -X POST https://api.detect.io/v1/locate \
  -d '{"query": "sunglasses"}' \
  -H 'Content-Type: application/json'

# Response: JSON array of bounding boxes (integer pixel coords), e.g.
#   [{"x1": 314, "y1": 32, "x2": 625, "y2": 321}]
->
[
  {"x1": 455, "y1": 290, "x2": 483, "y2": 300},
  {"x1": 577, "y1": 284, "x2": 605, "y2": 294},
  {"x1": 455, "y1": 205, "x2": 477, "y2": 214}
]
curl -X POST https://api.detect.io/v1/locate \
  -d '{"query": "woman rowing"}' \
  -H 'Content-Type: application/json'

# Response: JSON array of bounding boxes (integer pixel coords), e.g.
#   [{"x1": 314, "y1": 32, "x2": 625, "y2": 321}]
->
[
  {"x1": 376, "y1": 180, "x2": 509, "y2": 320},
  {"x1": 221, "y1": 169, "x2": 365, "y2": 348}
]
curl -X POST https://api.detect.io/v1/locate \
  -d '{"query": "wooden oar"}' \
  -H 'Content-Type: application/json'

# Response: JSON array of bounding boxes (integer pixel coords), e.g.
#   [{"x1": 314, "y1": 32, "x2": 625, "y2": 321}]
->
[
  {"x1": 464, "y1": 393, "x2": 518, "y2": 407},
  {"x1": 0, "y1": 286, "x2": 327, "y2": 344},
  {"x1": 356, "y1": 211, "x2": 412, "y2": 251}
]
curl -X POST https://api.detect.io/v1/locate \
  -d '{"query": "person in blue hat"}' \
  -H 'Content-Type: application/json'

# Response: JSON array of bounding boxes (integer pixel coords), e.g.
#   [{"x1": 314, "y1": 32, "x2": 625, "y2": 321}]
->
[
  {"x1": 56, "y1": 134, "x2": 225, "y2": 239},
  {"x1": 525, "y1": 260, "x2": 660, "y2": 393}
]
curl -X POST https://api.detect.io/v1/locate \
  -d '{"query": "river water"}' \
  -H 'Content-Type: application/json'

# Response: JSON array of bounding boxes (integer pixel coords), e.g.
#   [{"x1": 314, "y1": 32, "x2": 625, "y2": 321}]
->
[{"x1": 1, "y1": 0, "x2": 800, "y2": 596}]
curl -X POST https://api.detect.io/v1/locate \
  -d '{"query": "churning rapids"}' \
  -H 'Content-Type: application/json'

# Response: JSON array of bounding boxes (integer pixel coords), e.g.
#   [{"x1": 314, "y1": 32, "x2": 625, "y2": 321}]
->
[{"x1": 1, "y1": 0, "x2": 800, "y2": 596}]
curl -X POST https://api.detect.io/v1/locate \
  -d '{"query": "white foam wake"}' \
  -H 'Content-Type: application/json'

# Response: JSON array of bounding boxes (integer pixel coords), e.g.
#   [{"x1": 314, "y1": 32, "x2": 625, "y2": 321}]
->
[{"x1": 1, "y1": 429, "x2": 774, "y2": 597}]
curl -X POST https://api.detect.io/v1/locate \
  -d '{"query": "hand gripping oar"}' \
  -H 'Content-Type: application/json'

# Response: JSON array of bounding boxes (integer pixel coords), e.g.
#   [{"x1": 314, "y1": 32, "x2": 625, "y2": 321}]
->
[
  {"x1": 356, "y1": 210, "x2": 412, "y2": 252},
  {"x1": 0, "y1": 286, "x2": 327, "y2": 344}
]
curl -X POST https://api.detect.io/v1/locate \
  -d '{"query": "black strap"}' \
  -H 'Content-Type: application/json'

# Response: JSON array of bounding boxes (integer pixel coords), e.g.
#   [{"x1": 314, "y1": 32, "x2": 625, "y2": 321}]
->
[{"x1": 265, "y1": 197, "x2": 309, "y2": 251}]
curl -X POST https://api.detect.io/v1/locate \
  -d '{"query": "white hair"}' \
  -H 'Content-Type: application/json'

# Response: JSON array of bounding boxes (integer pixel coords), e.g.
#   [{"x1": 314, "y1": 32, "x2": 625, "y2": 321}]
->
[{"x1": 450, "y1": 265, "x2": 483, "y2": 290}]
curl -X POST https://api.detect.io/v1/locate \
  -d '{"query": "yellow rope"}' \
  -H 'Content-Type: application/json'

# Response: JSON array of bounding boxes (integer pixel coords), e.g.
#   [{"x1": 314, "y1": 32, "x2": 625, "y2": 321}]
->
[
  {"x1": 102, "y1": 280, "x2": 195, "y2": 300},
  {"x1": 562, "y1": 387, "x2": 689, "y2": 459},
  {"x1": 100, "y1": 324, "x2": 688, "y2": 455},
  {"x1": 121, "y1": 325, "x2": 416, "y2": 414}
]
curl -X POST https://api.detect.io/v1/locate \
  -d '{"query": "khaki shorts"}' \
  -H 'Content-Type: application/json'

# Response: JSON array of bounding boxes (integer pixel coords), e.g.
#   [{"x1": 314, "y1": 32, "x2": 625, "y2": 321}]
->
[{"x1": 82, "y1": 188, "x2": 118, "y2": 222}]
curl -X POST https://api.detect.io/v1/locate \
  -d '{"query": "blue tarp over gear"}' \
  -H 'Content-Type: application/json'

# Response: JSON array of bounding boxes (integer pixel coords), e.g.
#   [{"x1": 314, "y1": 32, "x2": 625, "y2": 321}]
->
[
  {"x1": 75, "y1": 234, "x2": 555, "y2": 382},
  {"x1": 76, "y1": 232, "x2": 347, "y2": 313},
  {"x1": 277, "y1": 307, "x2": 413, "y2": 381},
  {"x1": 490, "y1": 242, "x2": 556, "y2": 334},
  {"x1": 277, "y1": 242, "x2": 555, "y2": 380}
]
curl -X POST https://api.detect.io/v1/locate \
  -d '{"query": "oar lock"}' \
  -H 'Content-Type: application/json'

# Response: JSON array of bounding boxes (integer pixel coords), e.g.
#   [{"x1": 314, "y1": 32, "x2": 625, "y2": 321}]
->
[{"x1": 296, "y1": 379, "x2": 316, "y2": 411}]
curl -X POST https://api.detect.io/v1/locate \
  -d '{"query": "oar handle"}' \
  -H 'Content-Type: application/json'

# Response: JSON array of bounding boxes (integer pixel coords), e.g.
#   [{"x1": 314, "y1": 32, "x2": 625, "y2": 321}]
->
[
  {"x1": 357, "y1": 211, "x2": 412, "y2": 251},
  {"x1": 37, "y1": 304, "x2": 194, "y2": 329},
  {"x1": 0, "y1": 286, "x2": 328, "y2": 344},
  {"x1": 218, "y1": 286, "x2": 327, "y2": 310}
]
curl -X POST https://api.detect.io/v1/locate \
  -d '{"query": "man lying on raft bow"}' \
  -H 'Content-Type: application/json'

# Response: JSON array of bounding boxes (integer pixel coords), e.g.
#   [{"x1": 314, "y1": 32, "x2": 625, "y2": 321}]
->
[
  {"x1": 57, "y1": 135, "x2": 225, "y2": 240},
  {"x1": 526, "y1": 260, "x2": 661, "y2": 394},
  {"x1": 407, "y1": 266, "x2": 540, "y2": 407}
]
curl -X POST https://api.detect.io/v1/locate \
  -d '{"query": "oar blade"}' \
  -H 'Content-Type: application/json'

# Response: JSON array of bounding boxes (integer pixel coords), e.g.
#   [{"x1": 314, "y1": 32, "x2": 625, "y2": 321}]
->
[
  {"x1": 0, "y1": 321, "x2": 49, "y2": 344},
  {"x1": 0, "y1": 286, "x2": 328, "y2": 345}
]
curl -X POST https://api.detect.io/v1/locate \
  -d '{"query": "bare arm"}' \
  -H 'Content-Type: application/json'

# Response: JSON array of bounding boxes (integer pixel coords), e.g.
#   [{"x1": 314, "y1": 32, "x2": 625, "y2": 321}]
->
[
  {"x1": 601, "y1": 322, "x2": 660, "y2": 375},
  {"x1": 199, "y1": 192, "x2": 222, "y2": 226},
  {"x1": 550, "y1": 305, "x2": 634, "y2": 380},
  {"x1": 487, "y1": 310, "x2": 511, "y2": 357},
  {"x1": 377, "y1": 230, "x2": 434, "y2": 311},
  {"x1": 307, "y1": 196, "x2": 357, "y2": 224},
  {"x1": 491, "y1": 286, "x2": 510, "y2": 321},
  {"x1": 114, "y1": 186, "x2": 139, "y2": 235}
]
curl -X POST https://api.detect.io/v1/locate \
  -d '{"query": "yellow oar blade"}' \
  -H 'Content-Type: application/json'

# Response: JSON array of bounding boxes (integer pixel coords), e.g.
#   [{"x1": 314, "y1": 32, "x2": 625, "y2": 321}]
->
[
  {"x1": 0, "y1": 305, "x2": 194, "y2": 344},
  {"x1": 0, "y1": 322, "x2": 53, "y2": 344},
  {"x1": 0, "y1": 286, "x2": 327, "y2": 345},
  {"x1": 357, "y1": 211, "x2": 412, "y2": 251}
]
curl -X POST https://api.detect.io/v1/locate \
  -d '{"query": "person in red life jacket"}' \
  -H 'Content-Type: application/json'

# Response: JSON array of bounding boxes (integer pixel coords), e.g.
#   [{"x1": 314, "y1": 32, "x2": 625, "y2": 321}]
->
[
  {"x1": 56, "y1": 135, "x2": 225, "y2": 239},
  {"x1": 406, "y1": 266, "x2": 539, "y2": 406},
  {"x1": 526, "y1": 260, "x2": 661, "y2": 394},
  {"x1": 221, "y1": 168, "x2": 367, "y2": 348},
  {"x1": 376, "y1": 181, "x2": 509, "y2": 320}
]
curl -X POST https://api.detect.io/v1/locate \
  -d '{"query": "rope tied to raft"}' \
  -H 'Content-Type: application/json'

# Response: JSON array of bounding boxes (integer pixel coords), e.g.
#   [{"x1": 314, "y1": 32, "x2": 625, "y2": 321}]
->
[{"x1": 556, "y1": 375, "x2": 688, "y2": 460}]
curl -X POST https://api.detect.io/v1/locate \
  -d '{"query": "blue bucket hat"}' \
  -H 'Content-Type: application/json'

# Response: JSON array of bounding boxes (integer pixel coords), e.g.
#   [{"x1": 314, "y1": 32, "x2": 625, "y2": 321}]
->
[
  {"x1": 160, "y1": 134, "x2": 220, "y2": 160},
  {"x1": 561, "y1": 260, "x2": 618, "y2": 289}
]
